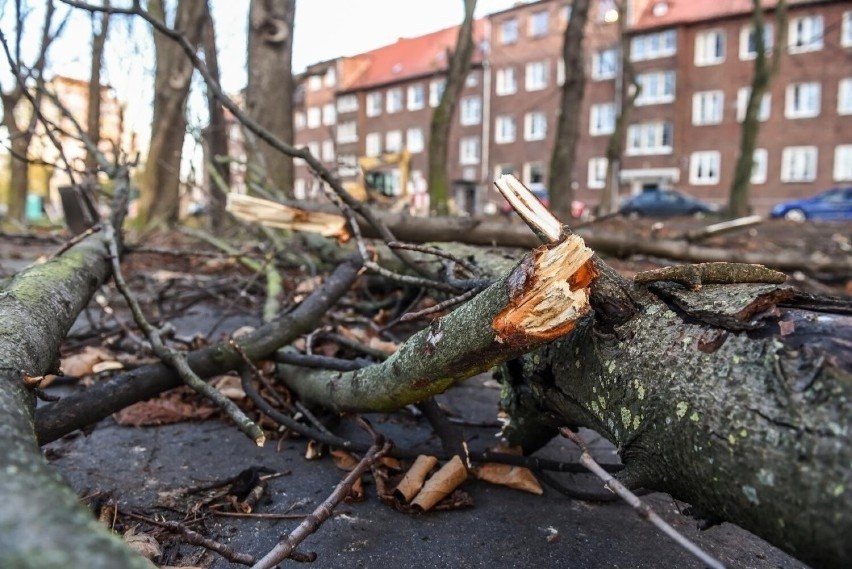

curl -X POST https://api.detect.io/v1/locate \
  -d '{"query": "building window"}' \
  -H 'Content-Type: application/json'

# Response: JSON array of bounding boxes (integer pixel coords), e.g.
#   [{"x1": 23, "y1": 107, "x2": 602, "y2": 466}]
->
[
  {"x1": 785, "y1": 82, "x2": 821, "y2": 118},
  {"x1": 494, "y1": 115, "x2": 516, "y2": 144},
  {"x1": 843, "y1": 11, "x2": 852, "y2": 47},
  {"x1": 739, "y1": 23, "x2": 773, "y2": 60},
  {"x1": 294, "y1": 178, "x2": 307, "y2": 199},
  {"x1": 561, "y1": 5, "x2": 572, "y2": 27},
  {"x1": 386, "y1": 88, "x2": 403, "y2": 113},
  {"x1": 322, "y1": 103, "x2": 336, "y2": 126},
  {"x1": 495, "y1": 67, "x2": 517, "y2": 95},
  {"x1": 337, "y1": 95, "x2": 358, "y2": 113},
  {"x1": 459, "y1": 137, "x2": 480, "y2": 165},
  {"x1": 365, "y1": 132, "x2": 381, "y2": 157},
  {"x1": 751, "y1": 148, "x2": 768, "y2": 184},
  {"x1": 385, "y1": 130, "x2": 402, "y2": 153},
  {"x1": 589, "y1": 102, "x2": 616, "y2": 135},
  {"x1": 835, "y1": 145, "x2": 852, "y2": 181},
  {"x1": 630, "y1": 29, "x2": 677, "y2": 61},
  {"x1": 524, "y1": 112, "x2": 547, "y2": 141},
  {"x1": 839, "y1": 79, "x2": 852, "y2": 115},
  {"x1": 689, "y1": 151, "x2": 721, "y2": 185},
  {"x1": 429, "y1": 79, "x2": 446, "y2": 107},
  {"x1": 466, "y1": 71, "x2": 479, "y2": 87},
  {"x1": 736, "y1": 87, "x2": 771, "y2": 122},
  {"x1": 460, "y1": 96, "x2": 482, "y2": 125},
  {"x1": 495, "y1": 164, "x2": 518, "y2": 182},
  {"x1": 695, "y1": 29, "x2": 725, "y2": 66},
  {"x1": 294, "y1": 111, "x2": 305, "y2": 130},
  {"x1": 324, "y1": 68, "x2": 336, "y2": 87},
  {"x1": 366, "y1": 92, "x2": 382, "y2": 117},
  {"x1": 635, "y1": 70, "x2": 676, "y2": 105},
  {"x1": 692, "y1": 90, "x2": 724, "y2": 125},
  {"x1": 500, "y1": 18, "x2": 519, "y2": 44},
  {"x1": 307, "y1": 142, "x2": 320, "y2": 160},
  {"x1": 321, "y1": 140, "x2": 335, "y2": 162},
  {"x1": 305, "y1": 107, "x2": 320, "y2": 129},
  {"x1": 626, "y1": 121, "x2": 673, "y2": 155},
  {"x1": 338, "y1": 154, "x2": 358, "y2": 177},
  {"x1": 406, "y1": 128, "x2": 424, "y2": 153},
  {"x1": 336, "y1": 121, "x2": 357, "y2": 144},
  {"x1": 588, "y1": 157, "x2": 608, "y2": 189},
  {"x1": 788, "y1": 15, "x2": 823, "y2": 53},
  {"x1": 592, "y1": 48, "x2": 617, "y2": 80},
  {"x1": 525, "y1": 60, "x2": 549, "y2": 91},
  {"x1": 529, "y1": 10, "x2": 549, "y2": 37},
  {"x1": 407, "y1": 84, "x2": 425, "y2": 110},
  {"x1": 524, "y1": 162, "x2": 545, "y2": 185},
  {"x1": 781, "y1": 146, "x2": 818, "y2": 182},
  {"x1": 308, "y1": 75, "x2": 322, "y2": 91},
  {"x1": 557, "y1": 57, "x2": 565, "y2": 86}
]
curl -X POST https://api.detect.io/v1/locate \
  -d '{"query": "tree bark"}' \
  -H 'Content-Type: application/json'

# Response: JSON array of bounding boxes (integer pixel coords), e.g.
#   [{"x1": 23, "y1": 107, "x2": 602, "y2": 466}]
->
[
  {"x1": 428, "y1": 0, "x2": 476, "y2": 215},
  {"x1": 728, "y1": 0, "x2": 787, "y2": 218},
  {"x1": 246, "y1": 0, "x2": 295, "y2": 198},
  {"x1": 139, "y1": 0, "x2": 206, "y2": 227},
  {"x1": 84, "y1": 0, "x2": 110, "y2": 172},
  {"x1": 0, "y1": 233, "x2": 154, "y2": 568},
  {"x1": 547, "y1": 0, "x2": 589, "y2": 220}
]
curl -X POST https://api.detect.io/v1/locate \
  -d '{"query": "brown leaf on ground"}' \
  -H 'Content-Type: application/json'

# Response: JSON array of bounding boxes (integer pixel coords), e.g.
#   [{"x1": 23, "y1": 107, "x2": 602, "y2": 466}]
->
[
  {"x1": 411, "y1": 455, "x2": 468, "y2": 512},
  {"x1": 209, "y1": 374, "x2": 246, "y2": 400},
  {"x1": 113, "y1": 387, "x2": 218, "y2": 427},
  {"x1": 123, "y1": 525, "x2": 161, "y2": 561},
  {"x1": 474, "y1": 445, "x2": 544, "y2": 495},
  {"x1": 338, "y1": 326, "x2": 399, "y2": 354},
  {"x1": 331, "y1": 449, "x2": 360, "y2": 471},
  {"x1": 60, "y1": 345, "x2": 119, "y2": 378},
  {"x1": 305, "y1": 440, "x2": 323, "y2": 460},
  {"x1": 394, "y1": 455, "x2": 438, "y2": 503}
]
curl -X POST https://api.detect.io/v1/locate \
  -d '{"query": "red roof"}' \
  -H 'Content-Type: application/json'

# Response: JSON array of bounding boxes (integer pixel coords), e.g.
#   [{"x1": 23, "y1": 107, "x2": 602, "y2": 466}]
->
[
  {"x1": 632, "y1": 0, "x2": 817, "y2": 31},
  {"x1": 341, "y1": 19, "x2": 487, "y2": 91}
]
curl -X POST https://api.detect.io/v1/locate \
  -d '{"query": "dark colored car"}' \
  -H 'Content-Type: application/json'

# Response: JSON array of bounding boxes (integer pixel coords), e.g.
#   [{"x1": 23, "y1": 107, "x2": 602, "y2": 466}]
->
[
  {"x1": 769, "y1": 187, "x2": 852, "y2": 222},
  {"x1": 500, "y1": 183, "x2": 586, "y2": 219},
  {"x1": 619, "y1": 188, "x2": 721, "y2": 217}
]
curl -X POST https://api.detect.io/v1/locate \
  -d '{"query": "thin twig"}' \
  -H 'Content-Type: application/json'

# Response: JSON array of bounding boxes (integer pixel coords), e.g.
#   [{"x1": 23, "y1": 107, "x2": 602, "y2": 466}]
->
[
  {"x1": 400, "y1": 285, "x2": 485, "y2": 322},
  {"x1": 559, "y1": 427, "x2": 725, "y2": 569},
  {"x1": 388, "y1": 241, "x2": 481, "y2": 276}
]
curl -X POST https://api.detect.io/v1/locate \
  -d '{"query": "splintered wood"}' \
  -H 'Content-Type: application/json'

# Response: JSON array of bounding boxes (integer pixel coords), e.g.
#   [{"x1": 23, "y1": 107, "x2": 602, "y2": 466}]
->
[
  {"x1": 492, "y1": 234, "x2": 596, "y2": 344},
  {"x1": 226, "y1": 193, "x2": 348, "y2": 238}
]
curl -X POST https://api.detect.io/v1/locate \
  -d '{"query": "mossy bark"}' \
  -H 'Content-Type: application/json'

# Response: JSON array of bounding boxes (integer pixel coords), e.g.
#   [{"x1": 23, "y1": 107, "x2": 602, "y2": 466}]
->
[{"x1": 0, "y1": 235, "x2": 154, "y2": 568}]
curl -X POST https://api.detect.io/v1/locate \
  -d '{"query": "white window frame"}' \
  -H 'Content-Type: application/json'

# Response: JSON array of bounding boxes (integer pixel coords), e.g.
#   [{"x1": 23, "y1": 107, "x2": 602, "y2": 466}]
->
[
  {"x1": 308, "y1": 75, "x2": 322, "y2": 92},
  {"x1": 689, "y1": 151, "x2": 721, "y2": 185},
  {"x1": 635, "y1": 70, "x2": 676, "y2": 105},
  {"x1": 785, "y1": 82, "x2": 821, "y2": 119},
  {"x1": 695, "y1": 29, "x2": 725, "y2": 66},
  {"x1": 495, "y1": 67, "x2": 517, "y2": 95},
  {"x1": 781, "y1": 146, "x2": 818, "y2": 182},
  {"x1": 406, "y1": 128, "x2": 424, "y2": 153},
  {"x1": 630, "y1": 29, "x2": 677, "y2": 61},
  {"x1": 557, "y1": 57, "x2": 565, "y2": 86},
  {"x1": 460, "y1": 96, "x2": 482, "y2": 126},
  {"x1": 407, "y1": 84, "x2": 425, "y2": 111},
  {"x1": 366, "y1": 92, "x2": 382, "y2": 117},
  {"x1": 839, "y1": 79, "x2": 852, "y2": 115},
  {"x1": 525, "y1": 60, "x2": 549, "y2": 91},
  {"x1": 459, "y1": 136, "x2": 480, "y2": 165},
  {"x1": 529, "y1": 10, "x2": 549, "y2": 37},
  {"x1": 306, "y1": 107, "x2": 321, "y2": 129},
  {"x1": 592, "y1": 48, "x2": 617, "y2": 80},
  {"x1": 385, "y1": 130, "x2": 402, "y2": 153},
  {"x1": 843, "y1": 11, "x2": 852, "y2": 47},
  {"x1": 589, "y1": 102, "x2": 616, "y2": 136},
  {"x1": 294, "y1": 111, "x2": 306, "y2": 130},
  {"x1": 324, "y1": 67, "x2": 336, "y2": 87},
  {"x1": 751, "y1": 148, "x2": 768, "y2": 184},
  {"x1": 336, "y1": 95, "x2": 358, "y2": 114},
  {"x1": 626, "y1": 121, "x2": 673, "y2": 156},
  {"x1": 365, "y1": 132, "x2": 382, "y2": 157},
  {"x1": 739, "y1": 23, "x2": 774, "y2": 60},
  {"x1": 788, "y1": 15, "x2": 823, "y2": 53},
  {"x1": 588, "y1": 157, "x2": 608, "y2": 189},
  {"x1": 321, "y1": 140, "x2": 335, "y2": 163},
  {"x1": 524, "y1": 112, "x2": 547, "y2": 141},
  {"x1": 523, "y1": 162, "x2": 546, "y2": 185},
  {"x1": 338, "y1": 154, "x2": 359, "y2": 177},
  {"x1": 294, "y1": 178, "x2": 307, "y2": 200},
  {"x1": 692, "y1": 90, "x2": 724, "y2": 126},
  {"x1": 834, "y1": 145, "x2": 852, "y2": 181},
  {"x1": 336, "y1": 121, "x2": 357, "y2": 144},
  {"x1": 466, "y1": 71, "x2": 479, "y2": 87},
  {"x1": 500, "y1": 18, "x2": 519, "y2": 44},
  {"x1": 386, "y1": 88, "x2": 403, "y2": 114},
  {"x1": 736, "y1": 87, "x2": 771, "y2": 122},
  {"x1": 307, "y1": 142, "x2": 320, "y2": 160},
  {"x1": 494, "y1": 115, "x2": 516, "y2": 144},
  {"x1": 429, "y1": 79, "x2": 446, "y2": 107},
  {"x1": 322, "y1": 103, "x2": 336, "y2": 126}
]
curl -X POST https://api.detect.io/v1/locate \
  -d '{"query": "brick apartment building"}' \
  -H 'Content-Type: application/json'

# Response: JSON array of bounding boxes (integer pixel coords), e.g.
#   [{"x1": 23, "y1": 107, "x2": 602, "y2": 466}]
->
[{"x1": 290, "y1": 0, "x2": 851, "y2": 216}]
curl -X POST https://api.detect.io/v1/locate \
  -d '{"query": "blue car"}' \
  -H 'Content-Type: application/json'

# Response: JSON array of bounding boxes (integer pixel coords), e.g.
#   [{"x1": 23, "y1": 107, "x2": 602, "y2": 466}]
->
[{"x1": 770, "y1": 187, "x2": 852, "y2": 221}]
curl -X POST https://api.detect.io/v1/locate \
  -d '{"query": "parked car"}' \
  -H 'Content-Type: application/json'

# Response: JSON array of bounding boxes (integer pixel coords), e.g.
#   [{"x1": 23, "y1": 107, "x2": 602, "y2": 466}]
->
[
  {"x1": 500, "y1": 183, "x2": 587, "y2": 219},
  {"x1": 619, "y1": 188, "x2": 721, "y2": 217},
  {"x1": 769, "y1": 187, "x2": 852, "y2": 222}
]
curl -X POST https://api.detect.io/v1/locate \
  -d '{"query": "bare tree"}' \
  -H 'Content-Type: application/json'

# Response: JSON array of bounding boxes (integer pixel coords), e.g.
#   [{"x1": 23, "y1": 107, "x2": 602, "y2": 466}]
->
[
  {"x1": 0, "y1": 1, "x2": 60, "y2": 221},
  {"x1": 600, "y1": 0, "x2": 639, "y2": 216},
  {"x1": 139, "y1": 0, "x2": 206, "y2": 227},
  {"x1": 84, "y1": 0, "x2": 109, "y2": 172},
  {"x1": 547, "y1": 0, "x2": 589, "y2": 221},
  {"x1": 428, "y1": 0, "x2": 476, "y2": 216},
  {"x1": 246, "y1": 0, "x2": 295, "y2": 198},
  {"x1": 728, "y1": 0, "x2": 787, "y2": 218}
]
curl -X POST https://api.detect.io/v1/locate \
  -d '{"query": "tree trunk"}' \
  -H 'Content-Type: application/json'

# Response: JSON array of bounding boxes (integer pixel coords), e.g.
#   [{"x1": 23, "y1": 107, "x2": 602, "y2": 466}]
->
[
  {"x1": 139, "y1": 0, "x2": 206, "y2": 227},
  {"x1": 0, "y1": 233, "x2": 154, "y2": 568},
  {"x1": 201, "y1": 0, "x2": 230, "y2": 229},
  {"x1": 547, "y1": 0, "x2": 589, "y2": 220},
  {"x1": 5, "y1": 131, "x2": 31, "y2": 221},
  {"x1": 728, "y1": 0, "x2": 787, "y2": 218},
  {"x1": 246, "y1": 0, "x2": 295, "y2": 198},
  {"x1": 428, "y1": 0, "x2": 476, "y2": 215},
  {"x1": 84, "y1": 1, "x2": 110, "y2": 172}
]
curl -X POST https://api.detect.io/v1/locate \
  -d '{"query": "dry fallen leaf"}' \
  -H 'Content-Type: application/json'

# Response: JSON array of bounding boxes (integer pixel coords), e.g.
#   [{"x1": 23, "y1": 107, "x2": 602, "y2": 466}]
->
[
  {"x1": 305, "y1": 440, "x2": 323, "y2": 460},
  {"x1": 123, "y1": 525, "x2": 161, "y2": 561},
  {"x1": 113, "y1": 387, "x2": 218, "y2": 427},
  {"x1": 210, "y1": 374, "x2": 246, "y2": 400},
  {"x1": 411, "y1": 455, "x2": 468, "y2": 512},
  {"x1": 474, "y1": 445, "x2": 543, "y2": 495},
  {"x1": 331, "y1": 449, "x2": 360, "y2": 471},
  {"x1": 61, "y1": 346, "x2": 118, "y2": 378},
  {"x1": 394, "y1": 455, "x2": 438, "y2": 503}
]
